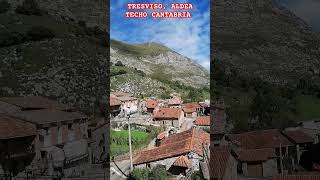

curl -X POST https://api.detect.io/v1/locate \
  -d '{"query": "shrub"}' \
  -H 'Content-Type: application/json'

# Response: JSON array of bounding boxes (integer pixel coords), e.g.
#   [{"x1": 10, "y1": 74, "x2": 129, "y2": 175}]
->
[
  {"x1": 0, "y1": 0, "x2": 10, "y2": 13},
  {"x1": 26, "y1": 26, "x2": 54, "y2": 41},
  {"x1": 15, "y1": 0, "x2": 42, "y2": 16},
  {"x1": 129, "y1": 168, "x2": 150, "y2": 180},
  {"x1": 149, "y1": 165, "x2": 167, "y2": 180},
  {"x1": 115, "y1": 61, "x2": 124, "y2": 67}
]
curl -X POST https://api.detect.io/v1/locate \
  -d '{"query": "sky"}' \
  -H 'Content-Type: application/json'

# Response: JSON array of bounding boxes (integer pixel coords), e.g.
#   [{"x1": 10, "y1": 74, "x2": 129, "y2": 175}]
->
[
  {"x1": 278, "y1": 0, "x2": 320, "y2": 31},
  {"x1": 110, "y1": 0, "x2": 210, "y2": 70}
]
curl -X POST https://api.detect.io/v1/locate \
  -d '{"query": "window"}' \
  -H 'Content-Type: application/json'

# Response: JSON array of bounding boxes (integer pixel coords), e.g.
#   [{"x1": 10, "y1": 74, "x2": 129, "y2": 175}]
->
[
  {"x1": 44, "y1": 127, "x2": 49, "y2": 135},
  {"x1": 68, "y1": 124, "x2": 72, "y2": 130},
  {"x1": 88, "y1": 129, "x2": 92, "y2": 138}
]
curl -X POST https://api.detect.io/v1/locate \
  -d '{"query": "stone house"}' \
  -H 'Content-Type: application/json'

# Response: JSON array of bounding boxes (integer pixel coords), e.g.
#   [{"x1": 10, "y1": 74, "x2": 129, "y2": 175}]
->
[
  {"x1": 294, "y1": 120, "x2": 320, "y2": 144},
  {"x1": 194, "y1": 116, "x2": 210, "y2": 129},
  {"x1": 210, "y1": 146, "x2": 238, "y2": 180},
  {"x1": 109, "y1": 96, "x2": 121, "y2": 117},
  {"x1": 133, "y1": 128, "x2": 209, "y2": 176},
  {"x1": 111, "y1": 92, "x2": 139, "y2": 114},
  {"x1": 226, "y1": 129, "x2": 295, "y2": 175},
  {"x1": 0, "y1": 114, "x2": 37, "y2": 176},
  {"x1": 211, "y1": 104, "x2": 227, "y2": 147},
  {"x1": 168, "y1": 96, "x2": 183, "y2": 108},
  {"x1": 0, "y1": 96, "x2": 89, "y2": 175},
  {"x1": 283, "y1": 129, "x2": 314, "y2": 164},
  {"x1": 182, "y1": 102, "x2": 202, "y2": 118},
  {"x1": 235, "y1": 148, "x2": 277, "y2": 177},
  {"x1": 153, "y1": 108, "x2": 184, "y2": 128},
  {"x1": 145, "y1": 99, "x2": 159, "y2": 113}
]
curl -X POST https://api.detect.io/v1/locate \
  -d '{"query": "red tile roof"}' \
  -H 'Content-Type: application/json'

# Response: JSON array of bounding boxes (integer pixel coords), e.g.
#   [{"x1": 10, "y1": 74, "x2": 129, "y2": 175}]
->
[
  {"x1": 16, "y1": 109, "x2": 87, "y2": 125},
  {"x1": 210, "y1": 146, "x2": 232, "y2": 179},
  {"x1": 157, "y1": 132, "x2": 166, "y2": 140},
  {"x1": 153, "y1": 108, "x2": 183, "y2": 120},
  {"x1": 0, "y1": 114, "x2": 36, "y2": 139},
  {"x1": 183, "y1": 102, "x2": 202, "y2": 113},
  {"x1": 283, "y1": 130, "x2": 314, "y2": 144},
  {"x1": 194, "y1": 116, "x2": 210, "y2": 126},
  {"x1": 111, "y1": 92, "x2": 130, "y2": 97},
  {"x1": 146, "y1": 99, "x2": 159, "y2": 109},
  {"x1": 236, "y1": 148, "x2": 275, "y2": 162},
  {"x1": 173, "y1": 156, "x2": 192, "y2": 168},
  {"x1": 183, "y1": 107, "x2": 196, "y2": 113},
  {"x1": 0, "y1": 96, "x2": 71, "y2": 111},
  {"x1": 212, "y1": 110, "x2": 225, "y2": 134},
  {"x1": 275, "y1": 175, "x2": 320, "y2": 180},
  {"x1": 110, "y1": 96, "x2": 121, "y2": 106},
  {"x1": 133, "y1": 128, "x2": 209, "y2": 165},
  {"x1": 227, "y1": 129, "x2": 294, "y2": 149}
]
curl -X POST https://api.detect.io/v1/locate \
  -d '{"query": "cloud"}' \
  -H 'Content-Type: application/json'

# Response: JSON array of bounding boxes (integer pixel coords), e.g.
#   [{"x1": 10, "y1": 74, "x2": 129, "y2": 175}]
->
[{"x1": 110, "y1": 1, "x2": 210, "y2": 69}]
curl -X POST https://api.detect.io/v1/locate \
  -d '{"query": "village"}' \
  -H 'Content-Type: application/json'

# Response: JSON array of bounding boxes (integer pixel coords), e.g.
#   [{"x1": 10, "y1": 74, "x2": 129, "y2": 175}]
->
[
  {"x1": 110, "y1": 91, "x2": 320, "y2": 180},
  {"x1": 109, "y1": 91, "x2": 210, "y2": 180},
  {"x1": 0, "y1": 96, "x2": 109, "y2": 179},
  {"x1": 0, "y1": 91, "x2": 319, "y2": 180}
]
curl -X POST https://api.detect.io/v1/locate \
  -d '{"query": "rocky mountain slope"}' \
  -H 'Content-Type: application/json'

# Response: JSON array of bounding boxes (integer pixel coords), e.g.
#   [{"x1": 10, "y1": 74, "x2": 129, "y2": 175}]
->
[
  {"x1": 110, "y1": 40, "x2": 209, "y2": 89},
  {"x1": 213, "y1": 0, "x2": 320, "y2": 87},
  {"x1": 0, "y1": 14, "x2": 108, "y2": 113}
]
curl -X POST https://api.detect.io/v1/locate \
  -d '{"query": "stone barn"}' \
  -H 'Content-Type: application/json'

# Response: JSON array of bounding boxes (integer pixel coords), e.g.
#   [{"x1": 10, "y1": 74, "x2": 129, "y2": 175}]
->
[
  {"x1": 133, "y1": 128, "x2": 209, "y2": 176},
  {"x1": 153, "y1": 108, "x2": 184, "y2": 128}
]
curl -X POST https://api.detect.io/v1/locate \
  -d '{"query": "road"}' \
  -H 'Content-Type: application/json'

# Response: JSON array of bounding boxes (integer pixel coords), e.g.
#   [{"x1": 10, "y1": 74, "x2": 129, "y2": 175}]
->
[{"x1": 110, "y1": 160, "x2": 131, "y2": 180}]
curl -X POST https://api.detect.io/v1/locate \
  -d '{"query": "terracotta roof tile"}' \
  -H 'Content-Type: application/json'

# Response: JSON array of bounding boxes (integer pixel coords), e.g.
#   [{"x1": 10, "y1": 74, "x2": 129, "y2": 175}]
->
[
  {"x1": 236, "y1": 148, "x2": 275, "y2": 162},
  {"x1": 110, "y1": 96, "x2": 121, "y2": 106},
  {"x1": 153, "y1": 108, "x2": 183, "y2": 120},
  {"x1": 111, "y1": 92, "x2": 131, "y2": 97},
  {"x1": 157, "y1": 132, "x2": 166, "y2": 140},
  {"x1": 0, "y1": 96, "x2": 71, "y2": 111},
  {"x1": 275, "y1": 175, "x2": 320, "y2": 180},
  {"x1": 210, "y1": 146, "x2": 232, "y2": 179},
  {"x1": 194, "y1": 116, "x2": 210, "y2": 126},
  {"x1": 0, "y1": 114, "x2": 36, "y2": 139},
  {"x1": 227, "y1": 129, "x2": 294, "y2": 149},
  {"x1": 15, "y1": 109, "x2": 87, "y2": 125},
  {"x1": 133, "y1": 128, "x2": 209, "y2": 165},
  {"x1": 173, "y1": 156, "x2": 192, "y2": 168},
  {"x1": 183, "y1": 103, "x2": 201, "y2": 113},
  {"x1": 283, "y1": 130, "x2": 314, "y2": 144},
  {"x1": 146, "y1": 99, "x2": 159, "y2": 109}
]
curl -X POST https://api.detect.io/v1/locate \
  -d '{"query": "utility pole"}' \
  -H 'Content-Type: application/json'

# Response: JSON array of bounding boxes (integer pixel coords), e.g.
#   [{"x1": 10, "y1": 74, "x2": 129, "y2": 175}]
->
[{"x1": 127, "y1": 111, "x2": 134, "y2": 171}]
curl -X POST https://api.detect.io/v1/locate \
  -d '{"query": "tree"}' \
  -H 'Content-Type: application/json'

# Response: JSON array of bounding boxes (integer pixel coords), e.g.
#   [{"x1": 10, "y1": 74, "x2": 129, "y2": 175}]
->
[{"x1": 0, "y1": 0, "x2": 10, "y2": 13}]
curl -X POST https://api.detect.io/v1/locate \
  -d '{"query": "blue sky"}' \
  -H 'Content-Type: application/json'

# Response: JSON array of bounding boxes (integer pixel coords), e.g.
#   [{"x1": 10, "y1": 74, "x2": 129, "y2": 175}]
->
[
  {"x1": 110, "y1": 0, "x2": 210, "y2": 70},
  {"x1": 278, "y1": 0, "x2": 320, "y2": 31}
]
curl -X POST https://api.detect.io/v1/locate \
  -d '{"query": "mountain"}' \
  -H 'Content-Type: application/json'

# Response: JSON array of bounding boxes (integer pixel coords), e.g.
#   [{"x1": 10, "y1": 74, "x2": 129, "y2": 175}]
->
[
  {"x1": 0, "y1": 13, "x2": 108, "y2": 113},
  {"x1": 213, "y1": 0, "x2": 320, "y2": 87},
  {"x1": 110, "y1": 40, "x2": 209, "y2": 90}
]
